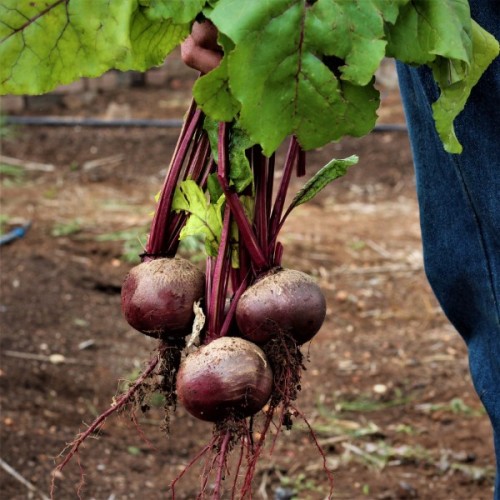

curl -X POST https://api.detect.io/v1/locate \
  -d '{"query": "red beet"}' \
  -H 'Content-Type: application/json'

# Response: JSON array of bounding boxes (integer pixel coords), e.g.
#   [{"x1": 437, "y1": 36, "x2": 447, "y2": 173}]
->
[
  {"x1": 121, "y1": 257, "x2": 205, "y2": 339},
  {"x1": 176, "y1": 337, "x2": 273, "y2": 422},
  {"x1": 235, "y1": 268, "x2": 326, "y2": 345}
]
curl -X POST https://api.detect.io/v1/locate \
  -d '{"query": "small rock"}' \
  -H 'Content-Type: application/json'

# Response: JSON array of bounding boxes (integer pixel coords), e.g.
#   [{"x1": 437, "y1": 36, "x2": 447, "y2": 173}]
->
[
  {"x1": 274, "y1": 486, "x2": 296, "y2": 500},
  {"x1": 49, "y1": 354, "x2": 66, "y2": 365},
  {"x1": 78, "y1": 339, "x2": 96, "y2": 350},
  {"x1": 373, "y1": 383, "x2": 388, "y2": 394}
]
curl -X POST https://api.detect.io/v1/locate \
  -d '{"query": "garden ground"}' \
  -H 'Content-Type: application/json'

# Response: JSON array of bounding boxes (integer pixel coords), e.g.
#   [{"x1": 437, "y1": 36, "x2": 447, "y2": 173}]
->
[{"x1": 0, "y1": 63, "x2": 495, "y2": 499}]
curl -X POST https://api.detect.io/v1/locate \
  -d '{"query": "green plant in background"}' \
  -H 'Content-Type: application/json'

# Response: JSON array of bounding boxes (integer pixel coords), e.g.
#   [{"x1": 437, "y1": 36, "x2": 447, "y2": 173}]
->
[
  {"x1": 51, "y1": 219, "x2": 83, "y2": 237},
  {"x1": 0, "y1": 114, "x2": 15, "y2": 139},
  {"x1": 0, "y1": 163, "x2": 25, "y2": 186},
  {"x1": 96, "y1": 228, "x2": 206, "y2": 264},
  {"x1": 95, "y1": 228, "x2": 147, "y2": 263},
  {"x1": 279, "y1": 472, "x2": 323, "y2": 498},
  {"x1": 416, "y1": 397, "x2": 486, "y2": 417},
  {"x1": 310, "y1": 401, "x2": 383, "y2": 440},
  {"x1": 0, "y1": 214, "x2": 10, "y2": 235},
  {"x1": 334, "y1": 388, "x2": 412, "y2": 413},
  {"x1": 302, "y1": 394, "x2": 492, "y2": 485},
  {"x1": 118, "y1": 366, "x2": 165, "y2": 409},
  {"x1": 343, "y1": 440, "x2": 433, "y2": 470}
]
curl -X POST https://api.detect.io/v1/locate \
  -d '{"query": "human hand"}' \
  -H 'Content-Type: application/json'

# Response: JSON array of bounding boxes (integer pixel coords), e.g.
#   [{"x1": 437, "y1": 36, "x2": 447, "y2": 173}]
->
[{"x1": 181, "y1": 21, "x2": 222, "y2": 74}]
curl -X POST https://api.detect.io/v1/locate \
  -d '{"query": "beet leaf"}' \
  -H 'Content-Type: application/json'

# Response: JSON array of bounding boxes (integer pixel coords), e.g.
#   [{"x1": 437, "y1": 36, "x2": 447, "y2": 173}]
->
[
  {"x1": 204, "y1": 118, "x2": 254, "y2": 193},
  {"x1": 0, "y1": 0, "x2": 188, "y2": 95},
  {"x1": 1, "y1": 0, "x2": 497, "y2": 154},
  {"x1": 287, "y1": 155, "x2": 358, "y2": 212},
  {"x1": 429, "y1": 21, "x2": 499, "y2": 153},
  {"x1": 172, "y1": 180, "x2": 224, "y2": 257},
  {"x1": 192, "y1": 34, "x2": 240, "y2": 122}
]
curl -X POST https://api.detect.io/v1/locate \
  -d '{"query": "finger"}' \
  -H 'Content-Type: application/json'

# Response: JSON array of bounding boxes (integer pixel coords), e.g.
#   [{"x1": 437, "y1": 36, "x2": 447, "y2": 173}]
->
[
  {"x1": 190, "y1": 20, "x2": 221, "y2": 52},
  {"x1": 181, "y1": 36, "x2": 222, "y2": 74}
]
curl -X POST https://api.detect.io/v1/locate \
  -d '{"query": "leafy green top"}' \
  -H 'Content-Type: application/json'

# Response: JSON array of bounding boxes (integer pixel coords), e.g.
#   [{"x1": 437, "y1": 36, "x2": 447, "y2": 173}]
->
[{"x1": 1, "y1": 0, "x2": 498, "y2": 154}]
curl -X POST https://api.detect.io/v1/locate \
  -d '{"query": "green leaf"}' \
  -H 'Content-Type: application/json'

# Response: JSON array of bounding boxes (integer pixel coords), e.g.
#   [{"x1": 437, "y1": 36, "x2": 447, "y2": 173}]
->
[
  {"x1": 193, "y1": 34, "x2": 240, "y2": 122},
  {"x1": 209, "y1": 0, "x2": 380, "y2": 155},
  {"x1": 116, "y1": 8, "x2": 189, "y2": 72},
  {"x1": 0, "y1": 0, "x2": 188, "y2": 95},
  {"x1": 171, "y1": 180, "x2": 224, "y2": 257},
  {"x1": 1, "y1": 0, "x2": 497, "y2": 158},
  {"x1": 431, "y1": 21, "x2": 500, "y2": 154},
  {"x1": 306, "y1": 0, "x2": 409, "y2": 86},
  {"x1": 207, "y1": 172, "x2": 224, "y2": 203},
  {"x1": 193, "y1": 56, "x2": 240, "y2": 122},
  {"x1": 288, "y1": 155, "x2": 358, "y2": 211},
  {"x1": 385, "y1": 0, "x2": 498, "y2": 153},
  {"x1": 227, "y1": 125, "x2": 255, "y2": 193},
  {"x1": 144, "y1": 0, "x2": 206, "y2": 23},
  {"x1": 204, "y1": 118, "x2": 254, "y2": 193},
  {"x1": 385, "y1": 0, "x2": 473, "y2": 68},
  {"x1": 127, "y1": 446, "x2": 142, "y2": 456},
  {"x1": 296, "y1": 77, "x2": 379, "y2": 148},
  {"x1": 232, "y1": 194, "x2": 255, "y2": 267},
  {"x1": 203, "y1": 116, "x2": 220, "y2": 161}
]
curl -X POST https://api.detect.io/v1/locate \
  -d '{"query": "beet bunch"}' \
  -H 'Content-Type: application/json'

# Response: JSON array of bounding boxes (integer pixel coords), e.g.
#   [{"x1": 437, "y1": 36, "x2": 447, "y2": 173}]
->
[{"x1": 53, "y1": 101, "x2": 355, "y2": 499}]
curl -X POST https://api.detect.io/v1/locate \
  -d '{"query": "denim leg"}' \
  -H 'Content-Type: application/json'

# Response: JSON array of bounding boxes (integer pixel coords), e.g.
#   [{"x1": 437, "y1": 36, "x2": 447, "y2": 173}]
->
[{"x1": 396, "y1": 0, "x2": 500, "y2": 495}]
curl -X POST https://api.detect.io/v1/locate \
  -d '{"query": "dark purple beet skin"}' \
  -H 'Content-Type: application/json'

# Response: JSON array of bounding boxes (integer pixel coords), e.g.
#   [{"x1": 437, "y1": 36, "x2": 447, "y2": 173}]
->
[
  {"x1": 176, "y1": 337, "x2": 273, "y2": 422},
  {"x1": 121, "y1": 257, "x2": 205, "y2": 338},
  {"x1": 235, "y1": 268, "x2": 326, "y2": 345}
]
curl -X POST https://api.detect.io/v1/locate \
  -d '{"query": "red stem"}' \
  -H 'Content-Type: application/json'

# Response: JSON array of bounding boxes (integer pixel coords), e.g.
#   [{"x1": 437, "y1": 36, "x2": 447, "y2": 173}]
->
[
  {"x1": 165, "y1": 146, "x2": 215, "y2": 256},
  {"x1": 206, "y1": 204, "x2": 232, "y2": 342},
  {"x1": 219, "y1": 277, "x2": 248, "y2": 338},
  {"x1": 253, "y1": 147, "x2": 269, "y2": 255},
  {"x1": 266, "y1": 152, "x2": 275, "y2": 217},
  {"x1": 146, "y1": 106, "x2": 204, "y2": 256},
  {"x1": 205, "y1": 257, "x2": 213, "y2": 319},
  {"x1": 297, "y1": 148, "x2": 306, "y2": 177},
  {"x1": 217, "y1": 122, "x2": 267, "y2": 271},
  {"x1": 237, "y1": 234, "x2": 251, "y2": 286},
  {"x1": 185, "y1": 131, "x2": 211, "y2": 181},
  {"x1": 271, "y1": 147, "x2": 307, "y2": 246},
  {"x1": 268, "y1": 137, "x2": 299, "y2": 258},
  {"x1": 273, "y1": 241, "x2": 284, "y2": 267}
]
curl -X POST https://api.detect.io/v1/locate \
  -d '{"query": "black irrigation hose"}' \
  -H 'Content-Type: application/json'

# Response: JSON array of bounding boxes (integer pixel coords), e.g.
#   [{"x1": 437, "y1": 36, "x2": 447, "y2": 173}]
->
[
  {"x1": 5, "y1": 116, "x2": 184, "y2": 128},
  {"x1": 372, "y1": 123, "x2": 407, "y2": 133},
  {"x1": 4, "y1": 115, "x2": 407, "y2": 133}
]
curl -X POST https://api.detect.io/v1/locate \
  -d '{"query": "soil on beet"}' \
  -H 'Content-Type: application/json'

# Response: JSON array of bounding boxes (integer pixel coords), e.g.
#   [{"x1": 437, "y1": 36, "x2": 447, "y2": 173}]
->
[{"x1": 0, "y1": 59, "x2": 496, "y2": 500}]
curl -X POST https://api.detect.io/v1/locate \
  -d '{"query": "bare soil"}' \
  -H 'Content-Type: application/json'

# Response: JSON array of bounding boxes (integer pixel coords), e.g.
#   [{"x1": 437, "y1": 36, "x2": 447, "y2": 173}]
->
[{"x1": 0, "y1": 75, "x2": 495, "y2": 500}]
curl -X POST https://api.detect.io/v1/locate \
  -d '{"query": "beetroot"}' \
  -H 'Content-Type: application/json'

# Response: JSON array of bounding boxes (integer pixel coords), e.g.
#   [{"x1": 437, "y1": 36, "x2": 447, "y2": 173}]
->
[
  {"x1": 56, "y1": 118, "x2": 335, "y2": 500},
  {"x1": 121, "y1": 257, "x2": 205, "y2": 338},
  {"x1": 235, "y1": 268, "x2": 326, "y2": 345},
  {"x1": 176, "y1": 337, "x2": 273, "y2": 422}
]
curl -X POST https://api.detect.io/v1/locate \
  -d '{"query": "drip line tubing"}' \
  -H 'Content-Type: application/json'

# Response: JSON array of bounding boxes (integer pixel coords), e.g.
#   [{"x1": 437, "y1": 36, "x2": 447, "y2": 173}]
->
[{"x1": 4, "y1": 115, "x2": 407, "y2": 133}]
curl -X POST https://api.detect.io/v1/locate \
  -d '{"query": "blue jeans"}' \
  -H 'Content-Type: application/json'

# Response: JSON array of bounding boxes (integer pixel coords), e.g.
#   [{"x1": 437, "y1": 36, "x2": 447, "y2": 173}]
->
[{"x1": 396, "y1": 0, "x2": 500, "y2": 496}]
